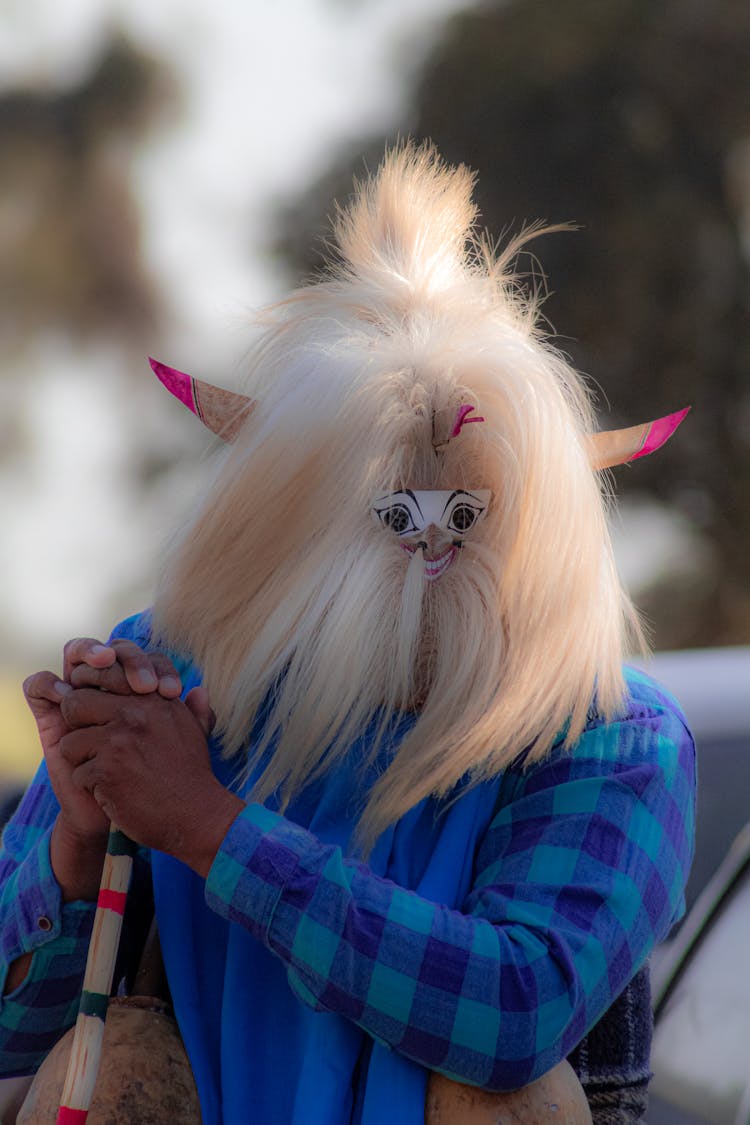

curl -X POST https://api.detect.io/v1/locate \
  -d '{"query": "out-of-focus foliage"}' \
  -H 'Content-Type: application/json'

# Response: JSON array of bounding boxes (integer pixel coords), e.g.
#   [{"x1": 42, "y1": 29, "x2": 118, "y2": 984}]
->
[
  {"x1": 0, "y1": 35, "x2": 186, "y2": 689},
  {"x1": 276, "y1": 0, "x2": 750, "y2": 648},
  {"x1": 0, "y1": 37, "x2": 176, "y2": 351}
]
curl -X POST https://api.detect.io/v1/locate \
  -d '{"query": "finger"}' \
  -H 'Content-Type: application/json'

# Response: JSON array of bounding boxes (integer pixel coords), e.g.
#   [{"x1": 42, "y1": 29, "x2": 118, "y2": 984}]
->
[
  {"x1": 23, "y1": 671, "x2": 73, "y2": 717},
  {"x1": 67, "y1": 643, "x2": 182, "y2": 698},
  {"x1": 58, "y1": 726, "x2": 108, "y2": 769},
  {"x1": 132, "y1": 650, "x2": 182, "y2": 699},
  {"x1": 71, "y1": 760, "x2": 117, "y2": 822},
  {"x1": 59, "y1": 688, "x2": 129, "y2": 729},
  {"x1": 70, "y1": 756, "x2": 102, "y2": 797},
  {"x1": 69, "y1": 661, "x2": 131, "y2": 694},
  {"x1": 23, "y1": 672, "x2": 73, "y2": 750},
  {"x1": 185, "y1": 686, "x2": 216, "y2": 736},
  {"x1": 108, "y1": 639, "x2": 173, "y2": 695},
  {"x1": 63, "y1": 638, "x2": 116, "y2": 682}
]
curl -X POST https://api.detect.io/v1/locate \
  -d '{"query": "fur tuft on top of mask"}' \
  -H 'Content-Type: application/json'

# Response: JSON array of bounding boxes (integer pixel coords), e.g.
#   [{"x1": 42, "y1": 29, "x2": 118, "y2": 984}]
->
[{"x1": 331, "y1": 144, "x2": 479, "y2": 297}]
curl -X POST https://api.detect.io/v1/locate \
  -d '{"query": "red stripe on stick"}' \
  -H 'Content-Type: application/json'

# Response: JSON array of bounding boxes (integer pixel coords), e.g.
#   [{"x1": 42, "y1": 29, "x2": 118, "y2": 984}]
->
[
  {"x1": 56, "y1": 1107, "x2": 89, "y2": 1124},
  {"x1": 96, "y1": 888, "x2": 127, "y2": 915}
]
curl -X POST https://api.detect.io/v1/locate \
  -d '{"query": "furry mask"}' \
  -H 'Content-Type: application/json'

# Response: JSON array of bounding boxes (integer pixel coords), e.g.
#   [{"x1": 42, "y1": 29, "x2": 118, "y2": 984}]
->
[{"x1": 150, "y1": 144, "x2": 688, "y2": 849}]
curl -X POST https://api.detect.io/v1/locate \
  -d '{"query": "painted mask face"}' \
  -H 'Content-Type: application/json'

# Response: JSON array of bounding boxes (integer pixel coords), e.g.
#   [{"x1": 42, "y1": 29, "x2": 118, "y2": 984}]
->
[{"x1": 371, "y1": 489, "x2": 491, "y2": 580}]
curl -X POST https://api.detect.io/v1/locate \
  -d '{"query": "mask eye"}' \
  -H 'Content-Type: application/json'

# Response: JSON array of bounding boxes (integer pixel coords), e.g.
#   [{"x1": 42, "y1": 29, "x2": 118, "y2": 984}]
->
[
  {"x1": 447, "y1": 502, "x2": 485, "y2": 535},
  {"x1": 376, "y1": 503, "x2": 417, "y2": 536}
]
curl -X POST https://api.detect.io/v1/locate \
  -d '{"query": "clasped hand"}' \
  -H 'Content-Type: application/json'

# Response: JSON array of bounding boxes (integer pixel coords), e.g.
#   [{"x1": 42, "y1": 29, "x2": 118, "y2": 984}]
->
[{"x1": 23, "y1": 638, "x2": 244, "y2": 883}]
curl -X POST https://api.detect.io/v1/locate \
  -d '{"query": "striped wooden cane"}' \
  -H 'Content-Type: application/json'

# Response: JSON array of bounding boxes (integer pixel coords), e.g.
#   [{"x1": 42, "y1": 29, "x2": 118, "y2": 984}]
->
[{"x1": 55, "y1": 826, "x2": 136, "y2": 1125}]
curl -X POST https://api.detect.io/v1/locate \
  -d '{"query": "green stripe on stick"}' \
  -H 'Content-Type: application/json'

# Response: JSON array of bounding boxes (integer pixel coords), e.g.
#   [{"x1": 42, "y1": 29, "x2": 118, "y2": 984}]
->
[
  {"x1": 78, "y1": 990, "x2": 109, "y2": 1021},
  {"x1": 107, "y1": 829, "x2": 137, "y2": 857}
]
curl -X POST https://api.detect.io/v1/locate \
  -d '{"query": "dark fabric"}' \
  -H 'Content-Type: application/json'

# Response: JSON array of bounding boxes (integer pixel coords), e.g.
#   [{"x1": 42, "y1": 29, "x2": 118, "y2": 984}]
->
[{"x1": 568, "y1": 963, "x2": 652, "y2": 1123}]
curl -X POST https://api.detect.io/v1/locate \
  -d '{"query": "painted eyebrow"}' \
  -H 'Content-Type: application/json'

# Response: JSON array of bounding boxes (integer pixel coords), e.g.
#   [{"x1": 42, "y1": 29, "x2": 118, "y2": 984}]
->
[
  {"x1": 440, "y1": 489, "x2": 485, "y2": 518},
  {"x1": 388, "y1": 489, "x2": 424, "y2": 518}
]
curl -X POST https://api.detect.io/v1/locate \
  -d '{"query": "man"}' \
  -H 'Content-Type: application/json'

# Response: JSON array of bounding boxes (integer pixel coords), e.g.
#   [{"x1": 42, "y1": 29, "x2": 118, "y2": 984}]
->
[{"x1": 1, "y1": 145, "x2": 694, "y2": 1123}]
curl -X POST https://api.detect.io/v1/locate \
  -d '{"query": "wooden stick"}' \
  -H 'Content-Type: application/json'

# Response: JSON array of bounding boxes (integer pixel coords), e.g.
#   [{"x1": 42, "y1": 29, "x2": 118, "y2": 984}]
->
[{"x1": 55, "y1": 826, "x2": 136, "y2": 1125}]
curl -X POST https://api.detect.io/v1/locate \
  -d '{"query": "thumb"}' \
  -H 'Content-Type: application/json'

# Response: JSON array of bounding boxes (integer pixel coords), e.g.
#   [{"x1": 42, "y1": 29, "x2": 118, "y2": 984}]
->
[
  {"x1": 22, "y1": 672, "x2": 71, "y2": 747},
  {"x1": 185, "y1": 686, "x2": 216, "y2": 737}
]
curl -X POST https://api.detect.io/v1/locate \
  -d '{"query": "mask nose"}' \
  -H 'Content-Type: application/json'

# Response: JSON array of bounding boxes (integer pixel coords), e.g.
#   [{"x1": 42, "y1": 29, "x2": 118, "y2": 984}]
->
[{"x1": 420, "y1": 523, "x2": 452, "y2": 557}]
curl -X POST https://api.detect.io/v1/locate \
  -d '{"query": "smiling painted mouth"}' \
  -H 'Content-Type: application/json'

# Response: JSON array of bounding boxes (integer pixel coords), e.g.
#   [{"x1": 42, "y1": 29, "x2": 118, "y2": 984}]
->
[{"x1": 401, "y1": 543, "x2": 457, "y2": 581}]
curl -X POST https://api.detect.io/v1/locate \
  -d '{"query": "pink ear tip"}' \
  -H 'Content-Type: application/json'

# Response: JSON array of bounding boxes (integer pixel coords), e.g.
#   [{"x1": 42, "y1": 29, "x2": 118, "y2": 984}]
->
[
  {"x1": 147, "y1": 357, "x2": 198, "y2": 416},
  {"x1": 148, "y1": 356, "x2": 173, "y2": 380},
  {"x1": 634, "y1": 406, "x2": 691, "y2": 461}
]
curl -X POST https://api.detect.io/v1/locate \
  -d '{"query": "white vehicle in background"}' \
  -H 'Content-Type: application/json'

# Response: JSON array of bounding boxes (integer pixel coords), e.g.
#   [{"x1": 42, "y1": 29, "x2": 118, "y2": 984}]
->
[{"x1": 637, "y1": 647, "x2": 750, "y2": 1125}]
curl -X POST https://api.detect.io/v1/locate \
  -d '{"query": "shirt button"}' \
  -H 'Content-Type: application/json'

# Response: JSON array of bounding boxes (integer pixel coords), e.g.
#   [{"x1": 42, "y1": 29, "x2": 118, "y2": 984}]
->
[{"x1": 36, "y1": 915, "x2": 52, "y2": 932}]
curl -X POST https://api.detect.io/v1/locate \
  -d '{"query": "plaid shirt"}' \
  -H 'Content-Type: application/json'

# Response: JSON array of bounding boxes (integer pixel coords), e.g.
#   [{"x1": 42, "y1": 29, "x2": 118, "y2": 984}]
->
[{"x1": 0, "y1": 667, "x2": 695, "y2": 1091}]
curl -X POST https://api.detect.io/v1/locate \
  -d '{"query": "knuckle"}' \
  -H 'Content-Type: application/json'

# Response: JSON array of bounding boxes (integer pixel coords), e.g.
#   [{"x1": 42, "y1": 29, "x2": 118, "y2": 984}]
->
[
  {"x1": 24, "y1": 669, "x2": 53, "y2": 692},
  {"x1": 22, "y1": 672, "x2": 40, "y2": 696},
  {"x1": 63, "y1": 637, "x2": 87, "y2": 659},
  {"x1": 71, "y1": 665, "x2": 123, "y2": 694},
  {"x1": 124, "y1": 707, "x2": 148, "y2": 735},
  {"x1": 106, "y1": 711, "x2": 142, "y2": 747},
  {"x1": 108, "y1": 726, "x2": 131, "y2": 752},
  {"x1": 98, "y1": 665, "x2": 127, "y2": 692}
]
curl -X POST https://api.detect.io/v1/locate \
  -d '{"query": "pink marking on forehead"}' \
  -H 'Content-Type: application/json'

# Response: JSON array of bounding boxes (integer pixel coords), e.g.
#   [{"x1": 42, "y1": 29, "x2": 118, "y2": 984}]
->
[
  {"x1": 450, "y1": 403, "x2": 485, "y2": 438},
  {"x1": 632, "y1": 407, "x2": 691, "y2": 461},
  {"x1": 148, "y1": 358, "x2": 199, "y2": 416}
]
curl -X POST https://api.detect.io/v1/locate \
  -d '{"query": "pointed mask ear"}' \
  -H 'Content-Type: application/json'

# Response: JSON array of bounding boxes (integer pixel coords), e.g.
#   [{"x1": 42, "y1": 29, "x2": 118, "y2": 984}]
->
[
  {"x1": 590, "y1": 407, "x2": 690, "y2": 470},
  {"x1": 149, "y1": 358, "x2": 254, "y2": 441}
]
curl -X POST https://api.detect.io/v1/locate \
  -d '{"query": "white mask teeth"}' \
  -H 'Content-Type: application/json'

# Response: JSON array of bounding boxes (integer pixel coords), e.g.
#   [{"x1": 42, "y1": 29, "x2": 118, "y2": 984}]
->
[{"x1": 422, "y1": 546, "x2": 457, "y2": 581}]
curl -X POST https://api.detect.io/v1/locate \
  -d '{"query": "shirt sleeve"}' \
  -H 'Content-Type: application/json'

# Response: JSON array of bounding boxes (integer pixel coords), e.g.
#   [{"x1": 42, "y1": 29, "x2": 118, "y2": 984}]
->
[
  {"x1": 204, "y1": 683, "x2": 695, "y2": 1091},
  {"x1": 0, "y1": 762, "x2": 96, "y2": 1076}
]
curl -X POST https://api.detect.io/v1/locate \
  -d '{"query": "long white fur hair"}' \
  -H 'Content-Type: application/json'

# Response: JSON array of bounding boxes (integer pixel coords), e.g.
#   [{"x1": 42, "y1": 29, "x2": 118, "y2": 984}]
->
[{"x1": 153, "y1": 143, "x2": 644, "y2": 850}]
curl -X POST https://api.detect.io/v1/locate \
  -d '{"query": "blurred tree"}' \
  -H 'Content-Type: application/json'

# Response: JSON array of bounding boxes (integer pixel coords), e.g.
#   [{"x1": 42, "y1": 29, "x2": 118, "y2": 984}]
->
[
  {"x1": 0, "y1": 37, "x2": 177, "y2": 349},
  {"x1": 275, "y1": 0, "x2": 750, "y2": 648},
  {"x1": 0, "y1": 36, "x2": 183, "y2": 674}
]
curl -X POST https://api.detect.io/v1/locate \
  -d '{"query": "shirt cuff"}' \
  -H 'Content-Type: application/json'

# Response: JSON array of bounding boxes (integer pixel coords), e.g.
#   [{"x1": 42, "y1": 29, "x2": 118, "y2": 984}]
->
[
  {"x1": 204, "y1": 804, "x2": 308, "y2": 940},
  {"x1": 0, "y1": 826, "x2": 76, "y2": 965},
  {"x1": 3, "y1": 901, "x2": 96, "y2": 994}
]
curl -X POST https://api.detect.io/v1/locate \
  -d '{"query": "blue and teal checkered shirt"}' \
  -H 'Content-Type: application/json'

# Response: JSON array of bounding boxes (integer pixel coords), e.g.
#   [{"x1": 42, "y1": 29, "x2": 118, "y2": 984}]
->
[{"x1": 0, "y1": 642, "x2": 695, "y2": 1106}]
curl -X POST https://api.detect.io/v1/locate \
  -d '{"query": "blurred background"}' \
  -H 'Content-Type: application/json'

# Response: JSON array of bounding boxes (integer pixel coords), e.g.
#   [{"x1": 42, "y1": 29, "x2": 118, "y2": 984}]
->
[{"x1": 1, "y1": 0, "x2": 749, "y2": 779}]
